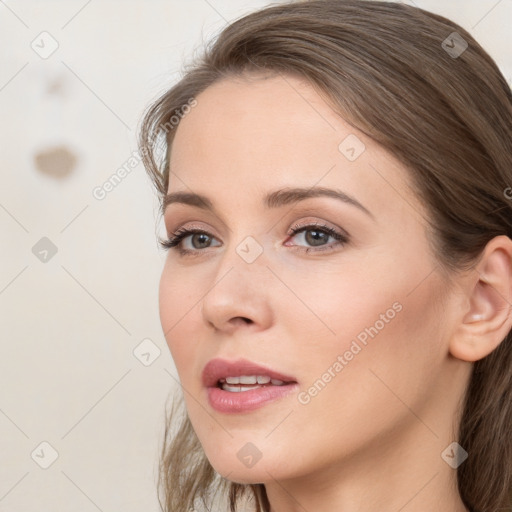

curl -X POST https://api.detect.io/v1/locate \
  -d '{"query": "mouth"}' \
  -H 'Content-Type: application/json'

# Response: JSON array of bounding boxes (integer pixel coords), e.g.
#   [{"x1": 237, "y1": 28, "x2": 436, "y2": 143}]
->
[
  {"x1": 202, "y1": 357, "x2": 298, "y2": 389},
  {"x1": 202, "y1": 358, "x2": 299, "y2": 413},
  {"x1": 217, "y1": 374, "x2": 294, "y2": 392}
]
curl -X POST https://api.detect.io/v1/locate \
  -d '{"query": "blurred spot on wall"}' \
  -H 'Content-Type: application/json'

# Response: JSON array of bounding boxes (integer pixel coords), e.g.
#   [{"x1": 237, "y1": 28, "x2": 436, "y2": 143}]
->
[
  {"x1": 34, "y1": 145, "x2": 78, "y2": 179},
  {"x1": 46, "y1": 76, "x2": 66, "y2": 97}
]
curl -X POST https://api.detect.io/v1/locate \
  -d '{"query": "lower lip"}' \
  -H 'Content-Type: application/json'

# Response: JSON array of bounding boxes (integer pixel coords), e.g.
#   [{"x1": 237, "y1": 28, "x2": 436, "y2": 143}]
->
[{"x1": 207, "y1": 383, "x2": 299, "y2": 413}]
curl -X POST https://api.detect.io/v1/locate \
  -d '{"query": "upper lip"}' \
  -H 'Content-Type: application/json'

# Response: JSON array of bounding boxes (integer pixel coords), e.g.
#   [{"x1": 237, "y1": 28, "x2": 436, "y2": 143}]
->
[{"x1": 202, "y1": 358, "x2": 298, "y2": 388}]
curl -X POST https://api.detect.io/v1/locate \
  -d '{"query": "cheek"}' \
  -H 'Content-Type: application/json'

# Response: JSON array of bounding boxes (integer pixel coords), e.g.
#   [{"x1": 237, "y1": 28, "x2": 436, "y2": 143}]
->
[
  {"x1": 308, "y1": 271, "x2": 446, "y2": 423},
  {"x1": 292, "y1": 244, "x2": 440, "y2": 345},
  {"x1": 273, "y1": 255, "x2": 406, "y2": 355},
  {"x1": 272, "y1": 277, "x2": 446, "y2": 470},
  {"x1": 285, "y1": 253, "x2": 446, "y2": 402},
  {"x1": 158, "y1": 264, "x2": 202, "y2": 374}
]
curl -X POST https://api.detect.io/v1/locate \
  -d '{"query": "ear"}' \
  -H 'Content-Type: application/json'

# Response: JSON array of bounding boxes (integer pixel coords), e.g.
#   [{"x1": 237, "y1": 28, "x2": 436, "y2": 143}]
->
[{"x1": 450, "y1": 235, "x2": 512, "y2": 362}]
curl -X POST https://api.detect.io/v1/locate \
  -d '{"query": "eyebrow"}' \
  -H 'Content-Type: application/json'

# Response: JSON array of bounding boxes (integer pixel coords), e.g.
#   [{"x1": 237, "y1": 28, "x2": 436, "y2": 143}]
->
[{"x1": 163, "y1": 186, "x2": 374, "y2": 219}]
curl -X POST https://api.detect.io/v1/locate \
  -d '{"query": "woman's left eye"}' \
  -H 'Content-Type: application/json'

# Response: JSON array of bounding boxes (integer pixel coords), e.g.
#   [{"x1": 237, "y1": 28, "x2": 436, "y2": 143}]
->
[
  {"x1": 160, "y1": 223, "x2": 349, "y2": 256},
  {"x1": 285, "y1": 223, "x2": 349, "y2": 253}
]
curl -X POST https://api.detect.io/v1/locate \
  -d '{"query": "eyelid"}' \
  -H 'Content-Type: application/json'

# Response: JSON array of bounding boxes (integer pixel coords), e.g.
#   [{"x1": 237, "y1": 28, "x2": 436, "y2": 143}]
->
[
  {"x1": 164, "y1": 215, "x2": 348, "y2": 239},
  {"x1": 287, "y1": 217, "x2": 349, "y2": 238},
  {"x1": 163, "y1": 210, "x2": 232, "y2": 237}
]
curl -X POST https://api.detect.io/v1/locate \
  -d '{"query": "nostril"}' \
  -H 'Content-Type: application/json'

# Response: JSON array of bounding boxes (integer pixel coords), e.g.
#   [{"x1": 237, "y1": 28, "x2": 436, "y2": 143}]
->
[{"x1": 234, "y1": 317, "x2": 252, "y2": 325}]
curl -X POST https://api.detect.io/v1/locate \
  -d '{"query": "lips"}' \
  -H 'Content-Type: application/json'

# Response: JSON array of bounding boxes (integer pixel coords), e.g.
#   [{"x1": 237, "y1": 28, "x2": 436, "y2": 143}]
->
[
  {"x1": 203, "y1": 358, "x2": 299, "y2": 413},
  {"x1": 202, "y1": 358, "x2": 298, "y2": 388}
]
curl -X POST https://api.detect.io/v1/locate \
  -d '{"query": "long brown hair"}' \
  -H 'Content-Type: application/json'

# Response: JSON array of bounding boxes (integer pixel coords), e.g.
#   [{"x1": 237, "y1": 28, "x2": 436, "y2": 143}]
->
[{"x1": 138, "y1": 1, "x2": 512, "y2": 511}]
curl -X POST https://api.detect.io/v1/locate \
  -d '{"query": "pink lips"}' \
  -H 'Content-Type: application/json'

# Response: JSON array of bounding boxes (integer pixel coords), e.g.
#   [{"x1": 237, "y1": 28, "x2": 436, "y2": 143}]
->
[
  {"x1": 202, "y1": 358, "x2": 299, "y2": 413},
  {"x1": 202, "y1": 358, "x2": 297, "y2": 387}
]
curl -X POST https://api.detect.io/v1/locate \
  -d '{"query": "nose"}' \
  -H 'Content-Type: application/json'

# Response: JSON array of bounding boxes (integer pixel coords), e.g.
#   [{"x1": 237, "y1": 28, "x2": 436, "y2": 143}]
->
[{"x1": 201, "y1": 248, "x2": 274, "y2": 334}]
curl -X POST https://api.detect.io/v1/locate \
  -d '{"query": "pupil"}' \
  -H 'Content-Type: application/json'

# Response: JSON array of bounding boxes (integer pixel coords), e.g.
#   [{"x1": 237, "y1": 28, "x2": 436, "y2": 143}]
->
[
  {"x1": 193, "y1": 233, "x2": 210, "y2": 249},
  {"x1": 305, "y1": 229, "x2": 327, "y2": 246}
]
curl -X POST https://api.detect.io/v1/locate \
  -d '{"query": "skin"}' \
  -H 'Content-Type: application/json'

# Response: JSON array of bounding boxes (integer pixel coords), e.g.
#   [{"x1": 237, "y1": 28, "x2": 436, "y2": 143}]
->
[{"x1": 159, "y1": 71, "x2": 512, "y2": 512}]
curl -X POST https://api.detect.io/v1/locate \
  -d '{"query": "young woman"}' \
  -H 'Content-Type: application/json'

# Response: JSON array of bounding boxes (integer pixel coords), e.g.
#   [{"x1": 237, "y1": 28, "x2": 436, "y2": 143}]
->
[{"x1": 138, "y1": 1, "x2": 512, "y2": 511}]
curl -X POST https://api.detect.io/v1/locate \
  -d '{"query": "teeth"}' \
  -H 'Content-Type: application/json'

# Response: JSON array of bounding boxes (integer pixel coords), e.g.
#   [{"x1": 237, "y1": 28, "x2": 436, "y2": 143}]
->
[
  {"x1": 220, "y1": 376, "x2": 288, "y2": 391},
  {"x1": 221, "y1": 384, "x2": 262, "y2": 392},
  {"x1": 224, "y1": 375, "x2": 272, "y2": 385}
]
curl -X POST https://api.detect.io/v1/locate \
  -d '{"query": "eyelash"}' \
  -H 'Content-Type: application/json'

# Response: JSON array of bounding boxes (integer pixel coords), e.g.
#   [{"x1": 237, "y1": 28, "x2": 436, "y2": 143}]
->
[{"x1": 160, "y1": 222, "x2": 349, "y2": 256}]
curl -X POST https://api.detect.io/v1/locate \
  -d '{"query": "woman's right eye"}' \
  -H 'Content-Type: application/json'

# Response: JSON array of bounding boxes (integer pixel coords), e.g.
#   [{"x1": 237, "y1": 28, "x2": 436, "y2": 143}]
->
[{"x1": 160, "y1": 228, "x2": 220, "y2": 255}]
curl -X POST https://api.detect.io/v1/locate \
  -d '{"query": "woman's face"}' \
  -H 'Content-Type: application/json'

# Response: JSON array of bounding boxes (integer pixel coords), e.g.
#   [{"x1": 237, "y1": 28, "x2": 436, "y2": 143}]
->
[{"x1": 159, "y1": 72, "x2": 464, "y2": 484}]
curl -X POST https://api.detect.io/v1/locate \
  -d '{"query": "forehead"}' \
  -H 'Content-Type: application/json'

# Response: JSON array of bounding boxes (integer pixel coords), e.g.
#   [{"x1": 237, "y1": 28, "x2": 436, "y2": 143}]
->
[
  {"x1": 169, "y1": 73, "x2": 348, "y2": 180},
  {"x1": 167, "y1": 72, "x2": 421, "y2": 223}
]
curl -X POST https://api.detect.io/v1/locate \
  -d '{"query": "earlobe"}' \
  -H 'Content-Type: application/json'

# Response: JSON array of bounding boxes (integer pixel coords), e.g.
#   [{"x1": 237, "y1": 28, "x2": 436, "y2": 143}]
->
[{"x1": 449, "y1": 235, "x2": 512, "y2": 363}]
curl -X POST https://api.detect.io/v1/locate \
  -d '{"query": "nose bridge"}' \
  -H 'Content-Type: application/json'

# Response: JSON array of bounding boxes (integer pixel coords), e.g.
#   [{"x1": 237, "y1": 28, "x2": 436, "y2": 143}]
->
[
  {"x1": 201, "y1": 233, "x2": 273, "y2": 330},
  {"x1": 214, "y1": 222, "x2": 269, "y2": 276},
  {"x1": 208, "y1": 233, "x2": 268, "y2": 302}
]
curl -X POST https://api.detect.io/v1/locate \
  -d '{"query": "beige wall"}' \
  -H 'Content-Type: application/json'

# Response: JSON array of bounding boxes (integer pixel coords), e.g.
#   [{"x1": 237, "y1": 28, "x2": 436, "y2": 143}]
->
[{"x1": 0, "y1": 0, "x2": 510, "y2": 510}]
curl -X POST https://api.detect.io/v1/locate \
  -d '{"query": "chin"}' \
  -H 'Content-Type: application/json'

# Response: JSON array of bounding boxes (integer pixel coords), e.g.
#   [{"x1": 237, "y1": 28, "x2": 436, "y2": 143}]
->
[
  {"x1": 203, "y1": 455, "x2": 262, "y2": 482},
  {"x1": 222, "y1": 470, "x2": 268, "y2": 485},
  {"x1": 199, "y1": 442, "x2": 279, "y2": 484}
]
